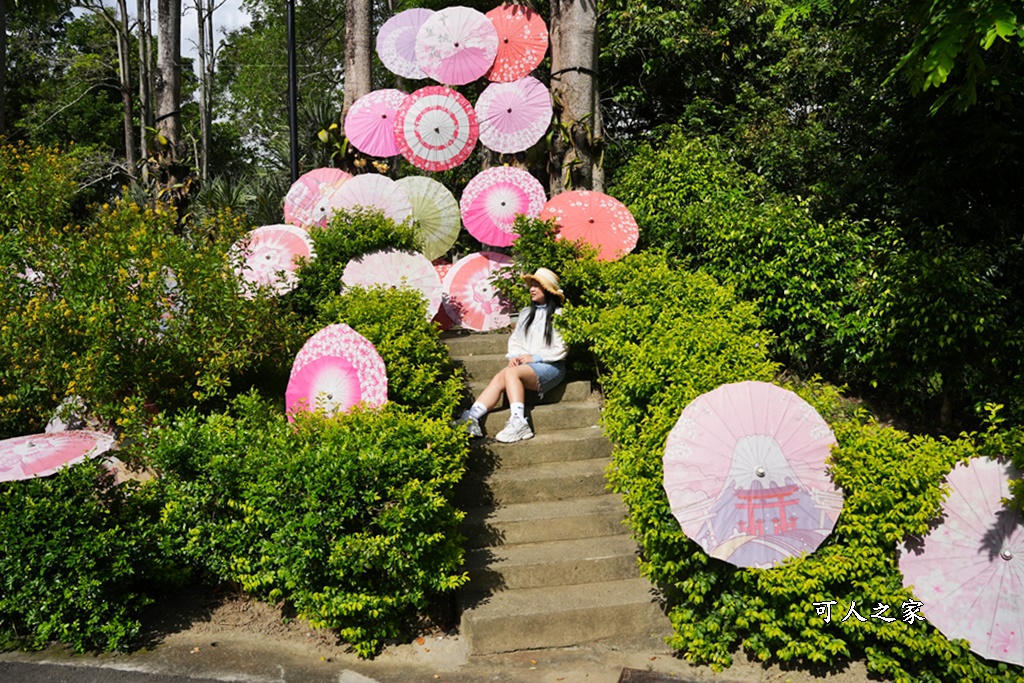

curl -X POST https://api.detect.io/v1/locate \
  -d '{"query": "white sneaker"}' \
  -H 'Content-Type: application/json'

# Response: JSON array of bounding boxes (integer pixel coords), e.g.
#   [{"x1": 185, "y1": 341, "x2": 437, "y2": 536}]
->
[
  {"x1": 495, "y1": 415, "x2": 533, "y2": 443},
  {"x1": 452, "y1": 410, "x2": 483, "y2": 438}
]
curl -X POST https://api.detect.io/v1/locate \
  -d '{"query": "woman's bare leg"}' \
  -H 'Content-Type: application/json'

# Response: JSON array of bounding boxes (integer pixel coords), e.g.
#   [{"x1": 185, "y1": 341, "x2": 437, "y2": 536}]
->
[
  {"x1": 505, "y1": 365, "x2": 540, "y2": 405},
  {"x1": 476, "y1": 368, "x2": 510, "y2": 410}
]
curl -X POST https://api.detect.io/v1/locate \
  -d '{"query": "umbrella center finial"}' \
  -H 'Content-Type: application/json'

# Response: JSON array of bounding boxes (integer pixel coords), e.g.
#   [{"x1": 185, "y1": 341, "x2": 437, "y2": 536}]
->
[
  {"x1": 507, "y1": 108, "x2": 513, "y2": 114},
  {"x1": 454, "y1": 42, "x2": 460, "y2": 47},
  {"x1": 1002, "y1": 548, "x2": 1014, "y2": 561},
  {"x1": 755, "y1": 466, "x2": 766, "y2": 478},
  {"x1": 588, "y1": 218, "x2": 595, "y2": 224}
]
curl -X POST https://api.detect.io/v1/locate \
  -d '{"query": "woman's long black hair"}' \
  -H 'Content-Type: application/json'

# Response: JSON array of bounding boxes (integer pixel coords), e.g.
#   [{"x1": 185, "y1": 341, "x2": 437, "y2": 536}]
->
[{"x1": 522, "y1": 291, "x2": 555, "y2": 346}]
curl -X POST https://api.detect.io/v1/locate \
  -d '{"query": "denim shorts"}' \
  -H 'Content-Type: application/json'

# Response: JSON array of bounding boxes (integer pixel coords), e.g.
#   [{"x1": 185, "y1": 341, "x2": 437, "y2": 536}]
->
[{"x1": 527, "y1": 360, "x2": 567, "y2": 397}]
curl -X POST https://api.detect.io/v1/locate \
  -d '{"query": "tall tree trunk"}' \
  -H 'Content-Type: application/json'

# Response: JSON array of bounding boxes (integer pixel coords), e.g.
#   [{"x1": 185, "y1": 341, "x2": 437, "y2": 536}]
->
[
  {"x1": 548, "y1": 0, "x2": 603, "y2": 194},
  {"x1": 1, "y1": 0, "x2": 7, "y2": 136},
  {"x1": 342, "y1": 0, "x2": 372, "y2": 121},
  {"x1": 155, "y1": 0, "x2": 182, "y2": 156},
  {"x1": 116, "y1": 0, "x2": 138, "y2": 177},
  {"x1": 195, "y1": 0, "x2": 210, "y2": 180},
  {"x1": 138, "y1": 0, "x2": 154, "y2": 184}
]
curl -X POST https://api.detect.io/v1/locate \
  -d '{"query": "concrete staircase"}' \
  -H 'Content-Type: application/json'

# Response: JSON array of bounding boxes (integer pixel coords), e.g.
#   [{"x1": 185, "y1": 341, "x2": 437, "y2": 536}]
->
[{"x1": 443, "y1": 330, "x2": 672, "y2": 655}]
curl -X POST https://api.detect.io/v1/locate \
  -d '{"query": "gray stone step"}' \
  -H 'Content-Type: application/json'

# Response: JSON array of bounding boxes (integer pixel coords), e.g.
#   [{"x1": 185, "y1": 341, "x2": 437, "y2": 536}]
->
[
  {"x1": 454, "y1": 353, "x2": 515, "y2": 381},
  {"x1": 442, "y1": 332, "x2": 510, "y2": 357},
  {"x1": 458, "y1": 457, "x2": 611, "y2": 506},
  {"x1": 467, "y1": 426, "x2": 611, "y2": 472},
  {"x1": 460, "y1": 494, "x2": 629, "y2": 549},
  {"x1": 466, "y1": 378, "x2": 595, "y2": 407},
  {"x1": 459, "y1": 578, "x2": 671, "y2": 655},
  {"x1": 477, "y1": 402, "x2": 601, "y2": 434},
  {"x1": 463, "y1": 535, "x2": 641, "y2": 592}
]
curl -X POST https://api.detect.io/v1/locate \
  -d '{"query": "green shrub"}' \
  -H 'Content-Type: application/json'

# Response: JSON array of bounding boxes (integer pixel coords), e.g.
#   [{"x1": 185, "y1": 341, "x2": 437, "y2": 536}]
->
[
  {"x1": 0, "y1": 141, "x2": 81, "y2": 235},
  {"x1": 143, "y1": 391, "x2": 469, "y2": 657}
]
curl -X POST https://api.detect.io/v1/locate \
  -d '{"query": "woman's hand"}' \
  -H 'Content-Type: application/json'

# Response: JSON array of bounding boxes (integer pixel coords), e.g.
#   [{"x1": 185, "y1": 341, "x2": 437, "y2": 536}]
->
[{"x1": 507, "y1": 354, "x2": 534, "y2": 367}]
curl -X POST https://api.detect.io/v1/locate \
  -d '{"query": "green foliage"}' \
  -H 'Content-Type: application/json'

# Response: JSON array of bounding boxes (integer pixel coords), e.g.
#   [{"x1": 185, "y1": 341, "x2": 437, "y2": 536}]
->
[
  {"x1": 144, "y1": 392, "x2": 469, "y2": 658},
  {"x1": 0, "y1": 141, "x2": 82, "y2": 235}
]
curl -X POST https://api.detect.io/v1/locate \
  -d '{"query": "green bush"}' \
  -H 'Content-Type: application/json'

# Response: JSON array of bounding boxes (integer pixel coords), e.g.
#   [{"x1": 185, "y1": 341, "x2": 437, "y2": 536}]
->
[
  {"x1": 0, "y1": 141, "x2": 81, "y2": 235},
  {"x1": 143, "y1": 391, "x2": 469, "y2": 657}
]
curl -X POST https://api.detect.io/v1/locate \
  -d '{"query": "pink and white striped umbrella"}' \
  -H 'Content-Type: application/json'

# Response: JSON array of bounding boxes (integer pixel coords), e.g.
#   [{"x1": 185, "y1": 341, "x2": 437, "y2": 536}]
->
[
  {"x1": 283, "y1": 168, "x2": 352, "y2": 228},
  {"x1": 286, "y1": 324, "x2": 388, "y2": 420},
  {"x1": 0, "y1": 431, "x2": 116, "y2": 482},
  {"x1": 539, "y1": 190, "x2": 640, "y2": 261},
  {"x1": 344, "y1": 89, "x2": 408, "y2": 158},
  {"x1": 486, "y1": 5, "x2": 549, "y2": 83},
  {"x1": 442, "y1": 251, "x2": 516, "y2": 331},
  {"x1": 377, "y1": 8, "x2": 434, "y2": 80},
  {"x1": 476, "y1": 76, "x2": 552, "y2": 154},
  {"x1": 230, "y1": 224, "x2": 315, "y2": 298},
  {"x1": 461, "y1": 166, "x2": 546, "y2": 247},
  {"x1": 394, "y1": 86, "x2": 479, "y2": 172},
  {"x1": 322, "y1": 174, "x2": 413, "y2": 225},
  {"x1": 342, "y1": 248, "x2": 443, "y2": 320},
  {"x1": 415, "y1": 6, "x2": 499, "y2": 86}
]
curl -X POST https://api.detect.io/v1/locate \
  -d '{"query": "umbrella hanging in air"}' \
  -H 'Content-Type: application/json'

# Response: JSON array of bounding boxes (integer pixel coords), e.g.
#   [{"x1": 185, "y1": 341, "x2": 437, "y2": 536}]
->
[
  {"x1": 476, "y1": 76, "x2": 552, "y2": 154},
  {"x1": 442, "y1": 251, "x2": 516, "y2": 332},
  {"x1": 283, "y1": 167, "x2": 352, "y2": 229},
  {"x1": 322, "y1": 173, "x2": 414, "y2": 225},
  {"x1": 230, "y1": 224, "x2": 315, "y2": 298},
  {"x1": 394, "y1": 86, "x2": 479, "y2": 172},
  {"x1": 539, "y1": 190, "x2": 639, "y2": 261},
  {"x1": 396, "y1": 176, "x2": 461, "y2": 260},
  {"x1": 341, "y1": 248, "x2": 443, "y2": 320},
  {"x1": 344, "y1": 89, "x2": 408, "y2": 158},
  {"x1": 485, "y1": 4, "x2": 548, "y2": 83},
  {"x1": 377, "y1": 8, "x2": 434, "y2": 80},
  {"x1": 415, "y1": 6, "x2": 498, "y2": 86},
  {"x1": 460, "y1": 166, "x2": 547, "y2": 247}
]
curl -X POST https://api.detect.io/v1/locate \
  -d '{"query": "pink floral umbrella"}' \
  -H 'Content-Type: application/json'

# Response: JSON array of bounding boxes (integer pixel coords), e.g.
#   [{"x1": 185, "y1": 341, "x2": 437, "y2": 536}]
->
[
  {"x1": 0, "y1": 431, "x2": 117, "y2": 482},
  {"x1": 442, "y1": 251, "x2": 516, "y2": 331},
  {"x1": 663, "y1": 381, "x2": 843, "y2": 569},
  {"x1": 415, "y1": 6, "x2": 498, "y2": 86},
  {"x1": 283, "y1": 168, "x2": 352, "y2": 228},
  {"x1": 344, "y1": 89, "x2": 408, "y2": 158},
  {"x1": 286, "y1": 323, "x2": 388, "y2": 420},
  {"x1": 230, "y1": 224, "x2": 315, "y2": 298},
  {"x1": 461, "y1": 166, "x2": 546, "y2": 247},
  {"x1": 394, "y1": 86, "x2": 479, "y2": 172},
  {"x1": 900, "y1": 457, "x2": 1023, "y2": 667},
  {"x1": 342, "y1": 248, "x2": 443, "y2": 320},
  {"x1": 485, "y1": 4, "x2": 548, "y2": 82},
  {"x1": 377, "y1": 8, "x2": 434, "y2": 80},
  {"x1": 476, "y1": 76, "x2": 552, "y2": 154},
  {"x1": 432, "y1": 258, "x2": 456, "y2": 330},
  {"x1": 539, "y1": 190, "x2": 639, "y2": 261},
  {"x1": 322, "y1": 174, "x2": 413, "y2": 225}
]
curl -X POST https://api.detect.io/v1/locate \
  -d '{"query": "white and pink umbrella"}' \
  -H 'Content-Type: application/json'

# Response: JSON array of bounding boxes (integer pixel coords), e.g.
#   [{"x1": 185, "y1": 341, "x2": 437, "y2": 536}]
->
[
  {"x1": 415, "y1": 6, "x2": 499, "y2": 86},
  {"x1": 283, "y1": 168, "x2": 352, "y2": 228},
  {"x1": 442, "y1": 251, "x2": 516, "y2": 331},
  {"x1": 377, "y1": 8, "x2": 434, "y2": 80},
  {"x1": 394, "y1": 86, "x2": 479, "y2": 172},
  {"x1": 485, "y1": 5, "x2": 549, "y2": 82},
  {"x1": 461, "y1": 166, "x2": 546, "y2": 247},
  {"x1": 539, "y1": 190, "x2": 640, "y2": 261},
  {"x1": 0, "y1": 431, "x2": 117, "y2": 482},
  {"x1": 322, "y1": 174, "x2": 413, "y2": 225},
  {"x1": 476, "y1": 76, "x2": 552, "y2": 154},
  {"x1": 396, "y1": 176, "x2": 461, "y2": 260},
  {"x1": 341, "y1": 248, "x2": 443, "y2": 320},
  {"x1": 286, "y1": 324, "x2": 388, "y2": 420},
  {"x1": 230, "y1": 224, "x2": 315, "y2": 298},
  {"x1": 344, "y1": 89, "x2": 408, "y2": 158},
  {"x1": 432, "y1": 258, "x2": 456, "y2": 331}
]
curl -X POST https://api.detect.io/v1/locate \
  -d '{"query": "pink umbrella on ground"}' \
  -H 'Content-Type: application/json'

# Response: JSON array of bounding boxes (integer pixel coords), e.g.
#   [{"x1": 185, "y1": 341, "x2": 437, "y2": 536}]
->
[
  {"x1": 377, "y1": 8, "x2": 434, "y2": 80},
  {"x1": 322, "y1": 174, "x2": 413, "y2": 225},
  {"x1": 415, "y1": 6, "x2": 499, "y2": 86},
  {"x1": 342, "y1": 248, "x2": 443, "y2": 320},
  {"x1": 283, "y1": 168, "x2": 352, "y2": 228},
  {"x1": 461, "y1": 166, "x2": 546, "y2": 247},
  {"x1": 539, "y1": 190, "x2": 640, "y2": 261},
  {"x1": 0, "y1": 431, "x2": 117, "y2": 482},
  {"x1": 394, "y1": 86, "x2": 479, "y2": 172},
  {"x1": 485, "y1": 4, "x2": 549, "y2": 82},
  {"x1": 476, "y1": 76, "x2": 552, "y2": 154},
  {"x1": 432, "y1": 258, "x2": 456, "y2": 330},
  {"x1": 663, "y1": 381, "x2": 843, "y2": 569},
  {"x1": 230, "y1": 224, "x2": 315, "y2": 298},
  {"x1": 286, "y1": 324, "x2": 388, "y2": 420},
  {"x1": 899, "y1": 457, "x2": 1023, "y2": 667},
  {"x1": 442, "y1": 251, "x2": 516, "y2": 331},
  {"x1": 344, "y1": 89, "x2": 408, "y2": 158}
]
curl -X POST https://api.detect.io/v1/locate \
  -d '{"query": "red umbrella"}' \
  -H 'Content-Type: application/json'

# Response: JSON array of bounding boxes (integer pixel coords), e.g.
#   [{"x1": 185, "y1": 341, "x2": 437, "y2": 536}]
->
[
  {"x1": 539, "y1": 190, "x2": 639, "y2": 261},
  {"x1": 283, "y1": 168, "x2": 352, "y2": 228},
  {"x1": 485, "y1": 4, "x2": 549, "y2": 83},
  {"x1": 394, "y1": 86, "x2": 479, "y2": 172},
  {"x1": 460, "y1": 166, "x2": 547, "y2": 247},
  {"x1": 344, "y1": 89, "x2": 408, "y2": 158},
  {"x1": 476, "y1": 76, "x2": 552, "y2": 154},
  {"x1": 415, "y1": 6, "x2": 498, "y2": 86},
  {"x1": 0, "y1": 431, "x2": 117, "y2": 482},
  {"x1": 442, "y1": 251, "x2": 516, "y2": 331},
  {"x1": 377, "y1": 8, "x2": 434, "y2": 80}
]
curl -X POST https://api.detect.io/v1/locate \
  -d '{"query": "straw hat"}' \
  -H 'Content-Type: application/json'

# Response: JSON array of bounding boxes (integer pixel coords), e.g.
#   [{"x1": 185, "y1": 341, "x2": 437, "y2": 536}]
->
[{"x1": 522, "y1": 267, "x2": 565, "y2": 302}]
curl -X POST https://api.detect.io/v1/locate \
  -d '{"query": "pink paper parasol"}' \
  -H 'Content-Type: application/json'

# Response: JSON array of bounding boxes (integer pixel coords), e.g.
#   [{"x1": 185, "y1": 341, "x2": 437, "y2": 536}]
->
[
  {"x1": 286, "y1": 323, "x2": 388, "y2": 420},
  {"x1": 322, "y1": 174, "x2": 413, "y2": 225},
  {"x1": 0, "y1": 431, "x2": 117, "y2": 482},
  {"x1": 342, "y1": 248, "x2": 443, "y2": 320},
  {"x1": 663, "y1": 381, "x2": 843, "y2": 569},
  {"x1": 539, "y1": 190, "x2": 639, "y2": 261},
  {"x1": 230, "y1": 224, "x2": 315, "y2": 298},
  {"x1": 283, "y1": 168, "x2": 352, "y2": 228},
  {"x1": 432, "y1": 258, "x2": 456, "y2": 330},
  {"x1": 394, "y1": 86, "x2": 479, "y2": 172},
  {"x1": 485, "y1": 5, "x2": 548, "y2": 82},
  {"x1": 344, "y1": 89, "x2": 408, "y2": 158},
  {"x1": 442, "y1": 251, "x2": 516, "y2": 331},
  {"x1": 476, "y1": 77, "x2": 552, "y2": 154},
  {"x1": 415, "y1": 6, "x2": 498, "y2": 86},
  {"x1": 899, "y1": 457, "x2": 1024, "y2": 667},
  {"x1": 377, "y1": 8, "x2": 434, "y2": 80},
  {"x1": 460, "y1": 166, "x2": 546, "y2": 247}
]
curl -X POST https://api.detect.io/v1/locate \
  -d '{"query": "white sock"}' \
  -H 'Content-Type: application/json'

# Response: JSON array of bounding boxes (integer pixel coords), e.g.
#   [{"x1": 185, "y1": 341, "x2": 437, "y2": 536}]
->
[
  {"x1": 468, "y1": 402, "x2": 488, "y2": 420},
  {"x1": 510, "y1": 402, "x2": 525, "y2": 421}
]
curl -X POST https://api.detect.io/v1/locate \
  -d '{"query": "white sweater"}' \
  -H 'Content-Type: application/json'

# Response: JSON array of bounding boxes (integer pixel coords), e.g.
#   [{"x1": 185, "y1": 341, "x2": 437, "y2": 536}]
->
[{"x1": 506, "y1": 304, "x2": 567, "y2": 363}]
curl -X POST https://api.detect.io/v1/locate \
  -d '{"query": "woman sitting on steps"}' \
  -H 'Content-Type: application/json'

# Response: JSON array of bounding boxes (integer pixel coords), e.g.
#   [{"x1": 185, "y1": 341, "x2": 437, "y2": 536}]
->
[{"x1": 454, "y1": 267, "x2": 567, "y2": 443}]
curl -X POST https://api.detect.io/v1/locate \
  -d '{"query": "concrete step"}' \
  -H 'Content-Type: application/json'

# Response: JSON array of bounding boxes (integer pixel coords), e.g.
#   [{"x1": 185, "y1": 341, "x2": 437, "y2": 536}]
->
[
  {"x1": 458, "y1": 457, "x2": 611, "y2": 506},
  {"x1": 461, "y1": 494, "x2": 629, "y2": 548},
  {"x1": 454, "y1": 353, "x2": 515, "y2": 381},
  {"x1": 466, "y1": 378, "x2": 595, "y2": 406},
  {"x1": 443, "y1": 332, "x2": 510, "y2": 357},
  {"x1": 476, "y1": 402, "x2": 601, "y2": 434},
  {"x1": 463, "y1": 535, "x2": 641, "y2": 592},
  {"x1": 459, "y1": 578, "x2": 671, "y2": 654},
  {"x1": 466, "y1": 426, "x2": 612, "y2": 472}
]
